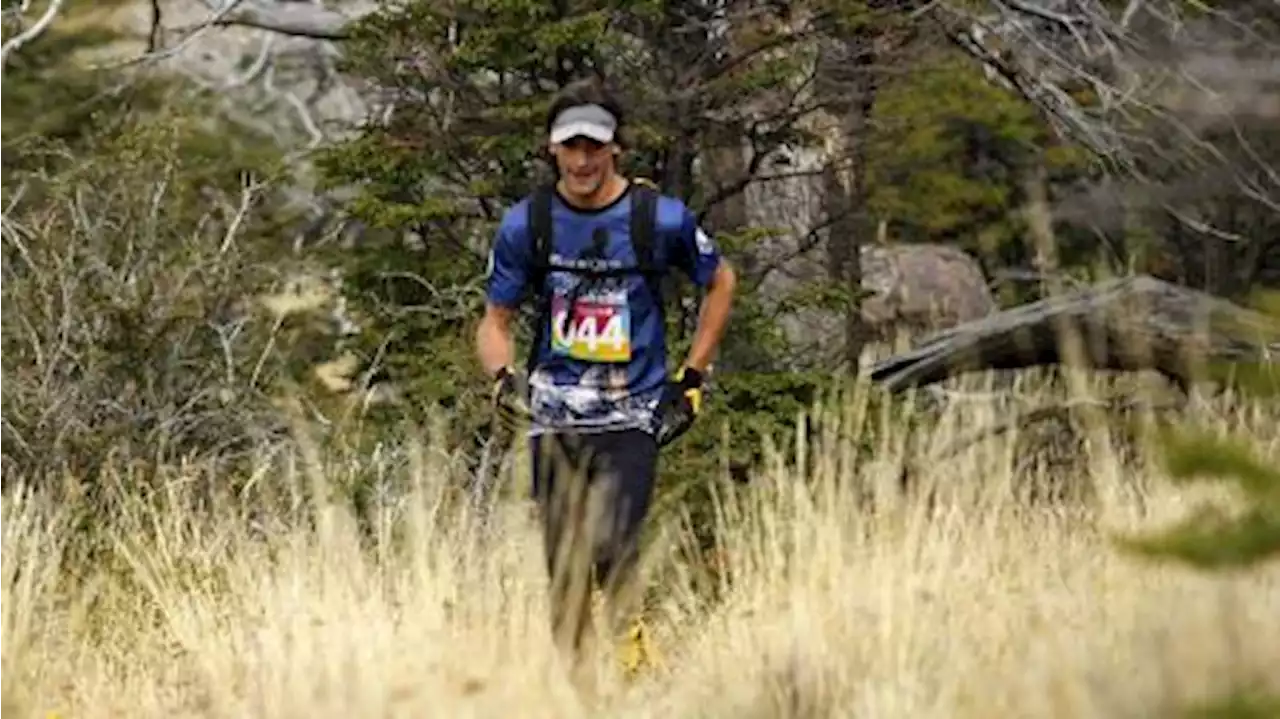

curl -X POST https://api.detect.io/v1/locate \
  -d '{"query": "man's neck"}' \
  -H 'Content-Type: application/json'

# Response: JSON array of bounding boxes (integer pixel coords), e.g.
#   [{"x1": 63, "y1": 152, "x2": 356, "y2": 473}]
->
[{"x1": 557, "y1": 174, "x2": 629, "y2": 211}]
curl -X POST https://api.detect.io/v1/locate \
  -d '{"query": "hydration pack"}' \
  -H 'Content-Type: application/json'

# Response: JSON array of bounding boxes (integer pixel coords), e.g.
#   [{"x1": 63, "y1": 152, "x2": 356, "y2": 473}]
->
[{"x1": 523, "y1": 179, "x2": 665, "y2": 375}]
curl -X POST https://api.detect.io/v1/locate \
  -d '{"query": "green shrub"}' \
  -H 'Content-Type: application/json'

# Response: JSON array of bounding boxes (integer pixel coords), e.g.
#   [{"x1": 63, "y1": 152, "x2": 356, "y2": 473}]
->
[{"x1": 1113, "y1": 291, "x2": 1280, "y2": 717}]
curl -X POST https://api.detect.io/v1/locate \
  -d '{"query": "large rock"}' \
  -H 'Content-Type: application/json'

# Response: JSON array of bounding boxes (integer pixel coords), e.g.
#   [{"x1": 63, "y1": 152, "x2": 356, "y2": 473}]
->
[
  {"x1": 725, "y1": 134, "x2": 999, "y2": 367},
  {"x1": 73, "y1": 0, "x2": 372, "y2": 158},
  {"x1": 860, "y1": 242, "x2": 998, "y2": 341},
  {"x1": 748, "y1": 236, "x2": 1000, "y2": 369}
]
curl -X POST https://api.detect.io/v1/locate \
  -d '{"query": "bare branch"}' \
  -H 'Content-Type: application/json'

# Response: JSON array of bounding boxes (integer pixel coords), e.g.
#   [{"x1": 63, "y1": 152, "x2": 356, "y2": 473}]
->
[
  {"x1": 745, "y1": 205, "x2": 856, "y2": 293},
  {"x1": 220, "y1": 175, "x2": 263, "y2": 256},
  {"x1": 284, "y1": 91, "x2": 326, "y2": 148},
  {"x1": 196, "y1": 0, "x2": 358, "y2": 41},
  {"x1": 868, "y1": 275, "x2": 1280, "y2": 393},
  {"x1": 0, "y1": 0, "x2": 65, "y2": 70},
  {"x1": 1120, "y1": 0, "x2": 1144, "y2": 29},
  {"x1": 256, "y1": 57, "x2": 327, "y2": 148},
  {"x1": 147, "y1": 0, "x2": 164, "y2": 53},
  {"x1": 1159, "y1": 203, "x2": 1248, "y2": 243},
  {"x1": 996, "y1": 0, "x2": 1084, "y2": 35},
  {"x1": 931, "y1": 0, "x2": 1280, "y2": 243},
  {"x1": 223, "y1": 31, "x2": 275, "y2": 89}
]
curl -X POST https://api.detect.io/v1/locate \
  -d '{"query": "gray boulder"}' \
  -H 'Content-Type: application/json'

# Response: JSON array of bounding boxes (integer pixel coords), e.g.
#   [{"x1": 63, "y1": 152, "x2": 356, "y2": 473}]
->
[
  {"x1": 860, "y1": 242, "x2": 998, "y2": 342},
  {"x1": 762, "y1": 241, "x2": 1000, "y2": 370}
]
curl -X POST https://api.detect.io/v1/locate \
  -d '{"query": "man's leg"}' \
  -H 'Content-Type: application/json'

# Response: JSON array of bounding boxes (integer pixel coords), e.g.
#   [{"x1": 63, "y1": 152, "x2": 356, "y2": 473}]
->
[
  {"x1": 578, "y1": 429, "x2": 659, "y2": 610},
  {"x1": 531, "y1": 431, "x2": 597, "y2": 658},
  {"x1": 575, "y1": 429, "x2": 661, "y2": 677},
  {"x1": 530, "y1": 429, "x2": 660, "y2": 658}
]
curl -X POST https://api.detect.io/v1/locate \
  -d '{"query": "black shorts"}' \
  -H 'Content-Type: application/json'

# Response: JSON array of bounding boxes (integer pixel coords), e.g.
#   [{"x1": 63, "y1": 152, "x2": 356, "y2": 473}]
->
[{"x1": 529, "y1": 428, "x2": 659, "y2": 593}]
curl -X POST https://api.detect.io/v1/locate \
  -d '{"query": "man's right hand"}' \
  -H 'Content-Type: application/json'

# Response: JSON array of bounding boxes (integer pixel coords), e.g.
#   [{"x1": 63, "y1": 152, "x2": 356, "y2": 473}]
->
[{"x1": 490, "y1": 366, "x2": 530, "y2": 425}]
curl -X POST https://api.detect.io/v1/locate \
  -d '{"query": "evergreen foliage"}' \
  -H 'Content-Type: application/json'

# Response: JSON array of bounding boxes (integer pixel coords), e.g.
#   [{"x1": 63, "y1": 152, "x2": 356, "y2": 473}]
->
[{"x1": 311, "y1": 0, "x2": 854, "y2": 454}]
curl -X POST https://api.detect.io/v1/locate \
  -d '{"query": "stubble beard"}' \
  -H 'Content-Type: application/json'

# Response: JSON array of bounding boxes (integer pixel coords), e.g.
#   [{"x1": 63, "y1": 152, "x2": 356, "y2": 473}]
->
[{"x1": 560, "y1": 168, "x2": 624, "y2": 210}]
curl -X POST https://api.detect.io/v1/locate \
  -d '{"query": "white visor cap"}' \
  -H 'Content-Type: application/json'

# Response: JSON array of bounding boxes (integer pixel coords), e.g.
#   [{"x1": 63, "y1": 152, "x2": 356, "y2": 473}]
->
[{"x1": 549, "y1": 103, "x2": 617, "y2": 145}]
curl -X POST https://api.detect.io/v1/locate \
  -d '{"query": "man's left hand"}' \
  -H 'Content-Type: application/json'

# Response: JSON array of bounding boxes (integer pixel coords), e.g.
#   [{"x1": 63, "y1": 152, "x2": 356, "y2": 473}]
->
[{"x1": 656, "y1": 366, "x2": 705, "y2": 447}]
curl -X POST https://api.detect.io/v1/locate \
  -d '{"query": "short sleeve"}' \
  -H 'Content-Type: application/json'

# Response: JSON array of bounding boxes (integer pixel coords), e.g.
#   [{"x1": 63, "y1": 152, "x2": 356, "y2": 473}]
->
[
  {"x1": 485, "y1": 206, "x2": 531, "y2": 307},
  {"x1": 669, "y1": 203, "x2": 722, "y2": 288}
]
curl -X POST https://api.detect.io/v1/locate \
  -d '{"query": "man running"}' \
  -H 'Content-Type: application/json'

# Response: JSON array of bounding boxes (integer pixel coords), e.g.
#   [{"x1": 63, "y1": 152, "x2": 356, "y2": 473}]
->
[{"x1": 473, "y1": 77, "x2": 737, "y2": 666}]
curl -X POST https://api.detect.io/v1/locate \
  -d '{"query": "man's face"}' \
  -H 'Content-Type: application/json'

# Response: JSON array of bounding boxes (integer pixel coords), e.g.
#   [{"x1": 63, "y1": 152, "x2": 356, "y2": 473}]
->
[{"x1": 551, "y1": 136, "x2": 618, "y2": 198}]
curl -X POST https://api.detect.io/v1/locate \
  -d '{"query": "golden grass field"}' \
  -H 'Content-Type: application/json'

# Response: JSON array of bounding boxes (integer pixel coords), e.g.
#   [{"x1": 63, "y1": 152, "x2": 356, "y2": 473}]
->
[{"x1": 4, "y1": 373, "x2": 1280, "y2": 719}]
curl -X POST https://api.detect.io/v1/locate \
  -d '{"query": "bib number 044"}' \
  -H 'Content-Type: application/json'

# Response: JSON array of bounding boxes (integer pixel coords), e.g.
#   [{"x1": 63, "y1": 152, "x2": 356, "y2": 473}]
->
[{"x1": 550, "y1": 291, "x2": 632, "y2": 363}]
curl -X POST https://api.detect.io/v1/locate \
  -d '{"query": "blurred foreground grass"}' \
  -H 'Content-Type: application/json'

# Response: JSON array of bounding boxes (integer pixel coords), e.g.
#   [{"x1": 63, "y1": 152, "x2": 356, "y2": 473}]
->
[{"x1": 4, "y1": 372, "x2": 1280, "y2": 719}]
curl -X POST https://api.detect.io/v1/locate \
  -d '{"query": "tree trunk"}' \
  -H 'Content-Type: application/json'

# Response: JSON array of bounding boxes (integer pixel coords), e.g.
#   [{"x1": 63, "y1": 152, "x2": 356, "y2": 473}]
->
[
  {"x1": 818, "y1": 32, "x2": 879, "y2": 372},
  {"x1": 1021, "y1": 157, "x2": 1062, "y2": 298}
]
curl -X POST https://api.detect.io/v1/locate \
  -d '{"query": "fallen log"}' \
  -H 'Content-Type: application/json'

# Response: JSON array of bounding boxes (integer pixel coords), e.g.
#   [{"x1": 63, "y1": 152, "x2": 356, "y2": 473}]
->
[{"x1": 867, "y1": 275, "x2": 1280, "y2": 393}]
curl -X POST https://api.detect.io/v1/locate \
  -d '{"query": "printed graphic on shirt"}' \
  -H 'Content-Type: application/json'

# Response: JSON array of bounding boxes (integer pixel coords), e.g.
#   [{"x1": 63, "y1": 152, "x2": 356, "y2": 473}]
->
[
  {"x1": 695, "y1": 227, "x2": 715, "y2": 256},
  {"x1": 550, "y1": 288, "x2": 632, "y2": 363},
  {"x1": 529, "y1": 364, "x2": 660, "y2": 436}
]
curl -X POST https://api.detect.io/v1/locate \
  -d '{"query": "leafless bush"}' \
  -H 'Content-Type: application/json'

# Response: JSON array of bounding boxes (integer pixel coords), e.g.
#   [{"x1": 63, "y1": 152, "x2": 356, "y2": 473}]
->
[
  {"x1": 1, "y1": 119, "x2": 324, "y2": 496},
  {"x1": 936, "y1": 0, "x2": 1280, "y2": 234}
]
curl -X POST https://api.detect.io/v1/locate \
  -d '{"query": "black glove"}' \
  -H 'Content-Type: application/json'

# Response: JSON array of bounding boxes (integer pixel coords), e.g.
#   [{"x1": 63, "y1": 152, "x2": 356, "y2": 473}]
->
[
  {"x1": 655, "y1": 366, "x2": 705, "y2": 447},
  {"x1": 490, "y1": 366, "x2": 530, "y2": 425}
]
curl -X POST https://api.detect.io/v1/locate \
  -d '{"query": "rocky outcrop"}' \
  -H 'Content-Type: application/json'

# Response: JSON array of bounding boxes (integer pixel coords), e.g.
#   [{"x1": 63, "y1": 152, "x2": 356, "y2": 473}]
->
[
  {"x1": 860, "y1": 242, "x2": 998, "y2": 340},
  {"x1": 75, "y1": 1, "x2": 371, "y2": 168},
  {"x1": 754, "y1": 236, "x2": 999, "y2": 370}
]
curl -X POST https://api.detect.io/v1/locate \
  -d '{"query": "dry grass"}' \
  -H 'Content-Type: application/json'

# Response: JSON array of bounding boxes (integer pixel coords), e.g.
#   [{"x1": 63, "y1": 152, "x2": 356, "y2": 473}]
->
[{"x1": 4, "y1": 374, "x2": 1280, "y2": 719}]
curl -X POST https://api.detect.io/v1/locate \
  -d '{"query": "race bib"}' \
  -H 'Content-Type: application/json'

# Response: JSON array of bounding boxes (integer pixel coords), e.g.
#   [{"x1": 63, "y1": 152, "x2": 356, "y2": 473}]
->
[{"x1": 550, "y1": 288, "x2": 632, "y2": 363}]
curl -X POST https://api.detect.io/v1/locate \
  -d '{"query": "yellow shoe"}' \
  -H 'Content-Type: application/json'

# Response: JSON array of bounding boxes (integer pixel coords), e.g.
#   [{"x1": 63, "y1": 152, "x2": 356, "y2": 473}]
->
[{"x1": 617, "y1": 613, "x2": 663, "y2": 679}]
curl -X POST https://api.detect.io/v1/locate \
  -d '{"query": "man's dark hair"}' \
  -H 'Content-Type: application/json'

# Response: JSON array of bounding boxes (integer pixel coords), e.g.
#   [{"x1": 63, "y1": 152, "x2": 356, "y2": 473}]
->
[{"x1": 545, "y1": 76, "x2": 628, "y2": 147}]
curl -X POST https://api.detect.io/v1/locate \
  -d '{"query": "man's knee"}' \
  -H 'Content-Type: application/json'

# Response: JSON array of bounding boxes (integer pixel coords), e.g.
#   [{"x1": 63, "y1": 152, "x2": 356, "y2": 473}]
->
[
  {"x1": 534, "y1": 429, "x2": 658, "y2": 576},
  {"x1": 585, "y1": 431, "x2": 657, "y2": 579}
]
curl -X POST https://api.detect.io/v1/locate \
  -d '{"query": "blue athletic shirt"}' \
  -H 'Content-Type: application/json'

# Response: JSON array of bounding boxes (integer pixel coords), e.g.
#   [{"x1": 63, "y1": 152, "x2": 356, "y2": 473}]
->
[{"x1": 485, "y1": 183, "x2": 722, "y2": 437}]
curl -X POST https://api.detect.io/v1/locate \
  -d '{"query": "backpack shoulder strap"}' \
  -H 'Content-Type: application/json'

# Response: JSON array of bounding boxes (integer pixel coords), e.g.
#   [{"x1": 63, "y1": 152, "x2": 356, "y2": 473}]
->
[
  {"x1": 528, "y1": 182, "x2": 556, "y2": 279},
  {"x1": 524, "y1": 182, "x2": 557, "y2": 375},
  {"x1": 629, "y1": 181, "x2": 658, "y2": 276},
  {"x1": 628, "y1": 180, "x2": 666, "y2": 314}
]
